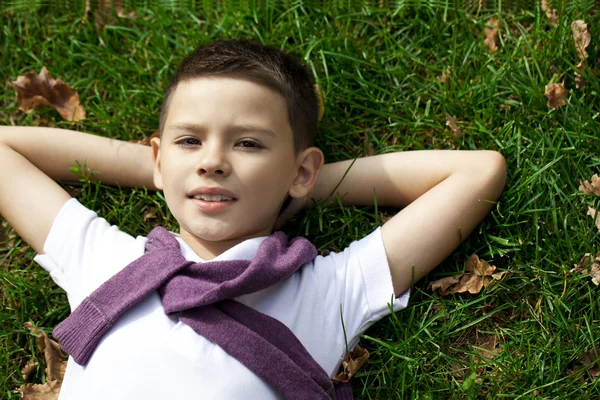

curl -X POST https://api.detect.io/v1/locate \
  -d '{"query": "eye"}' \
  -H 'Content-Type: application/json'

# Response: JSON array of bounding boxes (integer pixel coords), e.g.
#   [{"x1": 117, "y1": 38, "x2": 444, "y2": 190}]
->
[
  {"x1": 237, "y1": 140, "x2": 263, "y2": 149},
  {"x1": 176, "y1": 137, "x2": 201, "y2": 147}
]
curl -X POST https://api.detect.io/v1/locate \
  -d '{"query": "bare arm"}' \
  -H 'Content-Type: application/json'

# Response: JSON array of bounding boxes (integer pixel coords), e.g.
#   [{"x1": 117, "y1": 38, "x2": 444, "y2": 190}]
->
[
  {"x1": 0, "y1": 127, "x2": 156, "y2": 189},
  {"x1": 0, "y1": 126, "x2": 156, "y2": 254},
  {"x1": 307, "y1": 150, "x2": 507, "y2": 297}
]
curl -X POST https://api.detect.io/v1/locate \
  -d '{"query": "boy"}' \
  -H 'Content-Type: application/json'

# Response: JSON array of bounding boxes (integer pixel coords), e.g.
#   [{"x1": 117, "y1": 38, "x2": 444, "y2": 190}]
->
[{"x1": 0, "y1": 39, "x2": 506, "y2": 399}]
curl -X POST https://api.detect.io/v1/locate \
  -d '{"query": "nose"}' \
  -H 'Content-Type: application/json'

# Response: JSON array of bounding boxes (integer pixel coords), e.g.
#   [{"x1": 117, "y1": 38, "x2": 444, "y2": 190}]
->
[{"x1": 196, "y1": 143, "x2": 230, "y2": 176}]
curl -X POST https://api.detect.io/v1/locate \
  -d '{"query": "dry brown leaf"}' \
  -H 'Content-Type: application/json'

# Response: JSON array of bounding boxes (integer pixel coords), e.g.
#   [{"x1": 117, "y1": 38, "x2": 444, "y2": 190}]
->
[
  {"x1": 541, "y1": 0, "x2": 559, "y2": 25},
  {"x1": 573, "y1": 348, "x2": 600, "y2": 382},
  {"x1": 491, "y1": 270, "x2": 509, "y2": 280},
  {"x1": 129, "y1": 131, "x2": 160, "y2": 146},
  {"x1": 579, "y1": 174, "x2": 600, "y2": 196},
  {"x1": 437, "y1": 67, "x2": 451, "y2": 84},
  {"x1": 331, "y1": 345, "x2": 369, "y2": 383},
  {"x1": 571, "y1": 252, "x2": 600, "y2": 285},
  {"x1": 428, "y1": 276, "x2": 460, "y2": 296},
  {"x1": 24, "y1": 322, "x2": 67, "y2": 381},
  {"x1": 14, "y1": 380, "x2": 62, "y2": 400},
  {"x1": 314, "y1": 84, "x2": 325, "y2": 121},
  {"x1": 572, "y1": 20, "x2": 591, "y2": 67},
  {"x1": 587, "y1": 207, "x2": 600, "y2": 231},
  {"x1": 11, "y1": 67, "x2": 86, "y2": 121},
  {"x1": 474, "y1": 334, "x2": 501, "y2": 360},
  {"x1": 14, "y1": 322, "x2": 68, "y2": 399},
  {"x1": 445, "y1": 113, "x2": 462, "y2": 139},
  {"x1": 143, "y1": 206, "x2": 160, "y2": 226},
  {"x1": 583, "y1": 349, "x2": 600, "y2": 379},
  {"x1": 544, "y1": 82, "x2": 568, "y2": 109},
  {"x1": 590, "y1": 259, "x2": 600, "y2": 286},
  {"x1": 466, "y1": 254, "x2": 496, "y2": 276},
  {"x1": 483, "y1": 17, "x2": 499, "y2": 53},
  {"x1": 452, "y1": 273, "x2": 492, "y2": 294},
  {"x1": 575, "y1": 71, "x2": 586, "y2": 90},
  {"x1": 21, "y1": 361, "x2": 39, "y2": 381},
  {"x1": 429, "y1": 254, "x2": 507, "y2": 296}
]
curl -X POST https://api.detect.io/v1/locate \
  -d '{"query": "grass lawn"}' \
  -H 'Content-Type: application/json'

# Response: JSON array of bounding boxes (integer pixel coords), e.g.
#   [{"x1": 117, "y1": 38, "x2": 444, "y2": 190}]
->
[{"x1": 2, "y1": 1, "x2": 600, "y2": 399}]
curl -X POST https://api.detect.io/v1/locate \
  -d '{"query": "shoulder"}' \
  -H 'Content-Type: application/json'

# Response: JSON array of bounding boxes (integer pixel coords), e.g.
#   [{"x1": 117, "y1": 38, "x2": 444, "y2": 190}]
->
[{"x1": 33, "y1": 198, "x2": 149, "y2": 306}]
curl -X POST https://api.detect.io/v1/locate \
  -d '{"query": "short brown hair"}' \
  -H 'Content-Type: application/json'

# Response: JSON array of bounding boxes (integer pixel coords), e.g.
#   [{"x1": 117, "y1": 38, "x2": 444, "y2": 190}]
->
[{"x1": 159, "y1": 39, "x2": 319, "y2": 153}]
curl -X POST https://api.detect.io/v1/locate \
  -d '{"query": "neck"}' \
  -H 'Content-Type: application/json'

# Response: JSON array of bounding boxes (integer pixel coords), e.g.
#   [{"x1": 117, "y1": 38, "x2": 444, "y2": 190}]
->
[{"x1": 178, "y1": 228, "x2": 273, "y2": 260}]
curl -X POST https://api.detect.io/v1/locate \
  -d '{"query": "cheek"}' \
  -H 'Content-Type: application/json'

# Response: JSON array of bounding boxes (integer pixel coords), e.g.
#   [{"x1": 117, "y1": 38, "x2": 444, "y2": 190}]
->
[{"x1": 241, "y1": 158, "x2": 295, "y2": 198}]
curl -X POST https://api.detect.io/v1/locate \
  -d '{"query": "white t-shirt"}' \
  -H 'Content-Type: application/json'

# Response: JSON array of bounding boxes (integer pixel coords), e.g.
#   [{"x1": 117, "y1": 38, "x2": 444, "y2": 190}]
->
[{"x1": 34, "y1": 198, "x2": 409, "y2": 399}]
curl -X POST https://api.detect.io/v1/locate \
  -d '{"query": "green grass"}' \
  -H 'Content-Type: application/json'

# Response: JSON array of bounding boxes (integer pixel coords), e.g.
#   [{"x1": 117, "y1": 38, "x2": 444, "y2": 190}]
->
[{"x1": 2, "y1": 1, "x2": 600, "y2": 399}]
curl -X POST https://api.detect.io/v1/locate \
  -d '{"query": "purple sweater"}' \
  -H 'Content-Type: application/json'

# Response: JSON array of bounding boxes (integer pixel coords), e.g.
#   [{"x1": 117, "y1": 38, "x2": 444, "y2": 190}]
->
[{"x1": 53, "y1": 226, "x2": 353, "y2": 400}]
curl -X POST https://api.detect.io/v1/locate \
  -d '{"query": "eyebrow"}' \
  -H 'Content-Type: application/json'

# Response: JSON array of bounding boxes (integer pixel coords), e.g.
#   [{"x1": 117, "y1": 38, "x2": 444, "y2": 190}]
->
[{"x1": 168, "y1": 123, "x2": 277, "y2": 137}]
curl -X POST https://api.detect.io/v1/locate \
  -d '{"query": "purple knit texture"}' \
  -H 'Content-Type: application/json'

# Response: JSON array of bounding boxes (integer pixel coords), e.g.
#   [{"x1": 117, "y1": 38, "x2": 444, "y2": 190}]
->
[{"x1": 53, "y1": 226, "x2": 354, "y2": 399}]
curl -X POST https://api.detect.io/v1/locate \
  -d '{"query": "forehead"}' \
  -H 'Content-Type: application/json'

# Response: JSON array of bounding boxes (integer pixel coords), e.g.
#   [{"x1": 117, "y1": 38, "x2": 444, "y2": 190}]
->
[{"x1": 164, "y1": 77, "x2": 291, "y2": 138}]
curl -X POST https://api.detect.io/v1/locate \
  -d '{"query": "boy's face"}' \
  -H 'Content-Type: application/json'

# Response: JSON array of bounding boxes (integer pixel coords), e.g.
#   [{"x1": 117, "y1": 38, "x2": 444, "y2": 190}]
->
[{"x1": 151, "y1": 77, "x2": 319, "y2": 256}]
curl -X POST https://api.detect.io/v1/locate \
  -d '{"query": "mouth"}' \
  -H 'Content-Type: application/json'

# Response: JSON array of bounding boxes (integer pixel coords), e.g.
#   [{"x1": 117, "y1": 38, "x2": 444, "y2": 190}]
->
[
  {"x1": 188, "y1": 194, "x2": 238, "y2": 202},
  {"x1": 188, "y1": 195, "x2": 237, "y2": 212}
]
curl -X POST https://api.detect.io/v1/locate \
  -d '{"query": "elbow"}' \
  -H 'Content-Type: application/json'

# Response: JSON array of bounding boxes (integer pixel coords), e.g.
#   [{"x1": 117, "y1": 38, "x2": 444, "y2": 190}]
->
[{"x1": 478, "y1": 150, "x2": 507, "y2": 200}]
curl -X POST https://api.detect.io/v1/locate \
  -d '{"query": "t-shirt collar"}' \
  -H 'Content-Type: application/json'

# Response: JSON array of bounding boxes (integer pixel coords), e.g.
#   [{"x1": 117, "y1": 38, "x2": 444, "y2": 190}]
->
[{"x1": 168, "y1": 231, "x2": 268, "y2": 263}]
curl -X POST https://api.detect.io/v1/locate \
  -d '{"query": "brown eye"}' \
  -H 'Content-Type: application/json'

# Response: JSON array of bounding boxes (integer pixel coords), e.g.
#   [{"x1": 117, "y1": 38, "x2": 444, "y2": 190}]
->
[
  {"x1": 177, "y1": 138, "x2": 201, "y2": 146},
  {"x1": 237, "y1": 140, "x2": 262, "y2": 149}
]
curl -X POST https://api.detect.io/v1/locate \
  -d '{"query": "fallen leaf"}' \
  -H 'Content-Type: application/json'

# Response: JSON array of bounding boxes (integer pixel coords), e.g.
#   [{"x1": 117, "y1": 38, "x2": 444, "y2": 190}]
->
[
  {"x1": 143, "y1": 206, "x2": 160, "y2": 226},
  {"x1": 438, "y1": 67, "x2": 451, "y2": 84},
  {"x1": 24, "y1": 322, "x2": 67, "y2": 381},
  {"x1": 453, "y1": 273, "x2": 492, "y2": 294},
  {"x1": 571, "y1": 252, "x2": 592, "y2": 274},
  {"x1": 583, "y1": 349, "x2": 600, "y2": 379},
  {"x1": 445, "y1": 113, "x2": 462, "y2": 139},
  {"x1": 466, "y1": 253, "x2": 495, "y2": 276},
  {"x1": 572, "y1": 20, "x2": 591, "y2": 67},
  {"x1": 579, "y1": 174, "x2": 600, "y2": 196},
  {"x1": 575, "y1": 71, "x2": 586, "y2": 90},
  {"x1": 314, "y1": 84, "x2": 325, "y2": 121},
  {"x1": 331, "y1": 345, "x2": 369, "y2": 383},
  {"x1": 474, "y1": 334, "x2": 501, "y2": 360},
  {"x1": 14, "y1": 322, "x2": 68, "y2": 399},
  {"x1": 483, "y1": 17, "x2": 499, "y2": 53},
  {"x1": 429, "y1": 276, "x2": 460, "y2": 296},
  {"x1": 491, "y1": 270, "x2": 509, "y2": 280},
  {"x1": 429, "y1": 254, "x2": 508, "y2": 296},
  {"x1": 11, "y1": 67, "x2": 86, "y2": 121},
  {"x1": 587, "y1": 207, "x2": 600, "y2": 231},
  {"x1": 591, "y1": 259, "x2": 600, "y2": 285},
  {"x1": 571, "y1": 252, "x2": 600, "y2": 285},
  {"x1": 21, "y1": 361, "x2": 39, "y2": 381},
  {"x1": 541, "y1": 0, "x2": 559, "y2": 25},
  {"x1": 129, "y1": 131, "x2": 160, "y2": 146},
  {"x1": 14, "y1": 380, "x2": 62, "y2": 400},
  {"x1": 573, "y1": 348, "x2": 600, "y2": 382},
  {"x1": 544, "y1": 82, "x2": 568, "y2": 109}
]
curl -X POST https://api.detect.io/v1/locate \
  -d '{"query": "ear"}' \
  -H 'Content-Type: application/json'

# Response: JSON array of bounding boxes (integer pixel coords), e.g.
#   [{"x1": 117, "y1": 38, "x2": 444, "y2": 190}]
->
[
  {"x1": 289, "y1": 147, "x2": 324, "y2": 198},
  {"x1": 150, "y1": 137, "x2": 164, "y2": 191}
]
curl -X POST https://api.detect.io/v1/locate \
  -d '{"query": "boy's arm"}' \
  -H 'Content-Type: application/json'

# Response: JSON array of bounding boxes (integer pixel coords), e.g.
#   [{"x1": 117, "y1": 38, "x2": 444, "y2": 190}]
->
[
  {"x1": 0, "y1": 126, "x2": 156, "y2": 254},
  {"x1": 307, "y1": 150, "x2": 507, "y2": 297}
]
